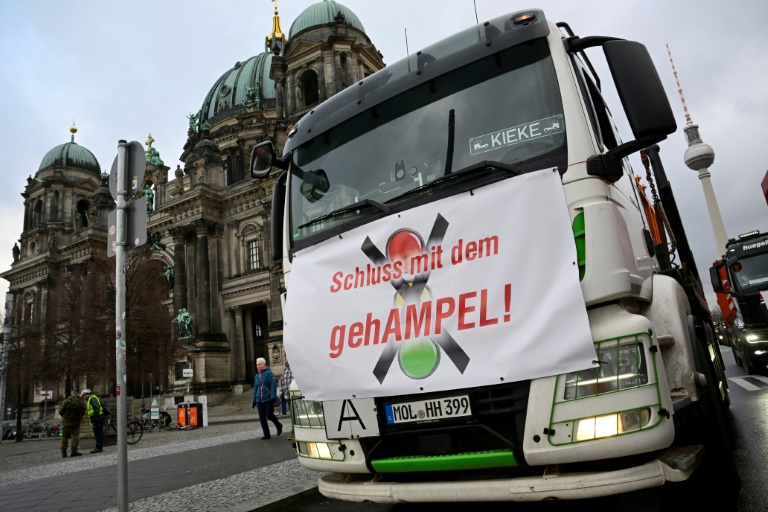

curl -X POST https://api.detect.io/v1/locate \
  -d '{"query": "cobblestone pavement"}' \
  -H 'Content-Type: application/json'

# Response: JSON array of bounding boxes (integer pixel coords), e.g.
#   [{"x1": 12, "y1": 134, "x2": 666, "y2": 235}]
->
[{"x1": 0, "y1": 415, "x2": 322, "y2": 511}]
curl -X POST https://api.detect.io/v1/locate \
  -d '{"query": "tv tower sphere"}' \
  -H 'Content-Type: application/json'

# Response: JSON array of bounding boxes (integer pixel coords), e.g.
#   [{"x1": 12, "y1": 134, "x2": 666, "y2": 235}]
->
[{"x1": 683, "y1": 123, "x2": 715, "y2": 171}]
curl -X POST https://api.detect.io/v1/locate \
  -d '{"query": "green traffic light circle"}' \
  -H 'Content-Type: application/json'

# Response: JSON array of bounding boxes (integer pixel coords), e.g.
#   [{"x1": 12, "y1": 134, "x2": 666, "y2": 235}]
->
[{"x1": 399, "y1": 337, "x2": 440, "y2": 379}]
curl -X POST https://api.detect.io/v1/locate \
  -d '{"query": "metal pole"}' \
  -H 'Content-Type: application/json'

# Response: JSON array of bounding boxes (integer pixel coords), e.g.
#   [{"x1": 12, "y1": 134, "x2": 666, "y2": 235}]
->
[{"x1": 115, "y1": 140, "x2": 129, "y2": 512}]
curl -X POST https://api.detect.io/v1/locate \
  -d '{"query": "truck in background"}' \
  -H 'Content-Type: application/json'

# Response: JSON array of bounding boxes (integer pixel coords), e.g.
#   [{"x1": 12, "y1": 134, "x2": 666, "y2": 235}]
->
[
  {"x1": 712, "y1": 230, "x2": 768, "y2": 374},
  {"x1": 252, "y1": 8, "x2": 737, "y2": 503}
]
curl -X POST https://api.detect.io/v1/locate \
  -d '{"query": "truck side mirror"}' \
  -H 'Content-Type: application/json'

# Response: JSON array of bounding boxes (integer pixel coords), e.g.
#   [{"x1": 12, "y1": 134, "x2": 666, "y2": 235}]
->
[
  {"x1": 250, "y1": 141, "x2": 289, "y2": 179},
  {"x1": 568, "y1": 38, "x2": 677, "y2": 183},
  {"x1": 604, "y1": 41, "x2": 676, "y2": 142},
  {"x1": 709, "y1": 264, "x2": 725, "y2": 294}
]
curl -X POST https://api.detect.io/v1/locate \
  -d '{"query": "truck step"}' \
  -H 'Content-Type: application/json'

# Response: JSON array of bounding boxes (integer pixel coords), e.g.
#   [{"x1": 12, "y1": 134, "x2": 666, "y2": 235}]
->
[{"x1": 658, "y1": 444, "x2": 704, "y2": 471}]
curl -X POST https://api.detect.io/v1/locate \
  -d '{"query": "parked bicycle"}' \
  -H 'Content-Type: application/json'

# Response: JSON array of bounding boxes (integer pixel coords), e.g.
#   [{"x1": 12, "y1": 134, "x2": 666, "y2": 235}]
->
[
  {"x1": 139, "y1": 411, "x2": 175, "y2": 432},
  {"x1": 105, "y1": 415, "x2": 143, "y2": 445}
]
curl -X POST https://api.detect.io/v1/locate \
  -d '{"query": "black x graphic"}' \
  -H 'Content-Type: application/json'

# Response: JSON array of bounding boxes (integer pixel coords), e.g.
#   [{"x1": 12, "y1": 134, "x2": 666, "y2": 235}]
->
[{"x1": 360, "y1": 214, "x2": 470, "y2": 383}]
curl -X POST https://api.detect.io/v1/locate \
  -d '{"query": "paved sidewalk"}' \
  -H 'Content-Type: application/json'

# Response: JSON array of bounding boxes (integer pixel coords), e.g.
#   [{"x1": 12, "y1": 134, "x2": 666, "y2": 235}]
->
[{"x1": 0, "y1": 414, "x2": 321, "y2": 511}]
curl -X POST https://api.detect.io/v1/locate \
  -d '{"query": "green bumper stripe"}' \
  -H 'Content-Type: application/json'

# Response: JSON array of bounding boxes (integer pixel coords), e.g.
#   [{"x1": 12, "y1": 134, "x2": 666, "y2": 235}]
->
[{"x1": 371, "y1": 449, "x2": 517, "y2": 473}]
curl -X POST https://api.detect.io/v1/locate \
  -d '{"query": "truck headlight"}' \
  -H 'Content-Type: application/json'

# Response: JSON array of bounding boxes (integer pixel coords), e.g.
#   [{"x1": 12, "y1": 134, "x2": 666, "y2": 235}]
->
[
  {"x1": 575, "y1": 408, "x2": 652, "y2": 440},
  {"x1": 290, "y1": 389, "x2": 325, "y2": 428},
  {"x1": 564, "y1": 341, "x2": 648, "y2": 400},
  {"x1": 746, "y1": 334, "x2": 761, "y2": 343}
]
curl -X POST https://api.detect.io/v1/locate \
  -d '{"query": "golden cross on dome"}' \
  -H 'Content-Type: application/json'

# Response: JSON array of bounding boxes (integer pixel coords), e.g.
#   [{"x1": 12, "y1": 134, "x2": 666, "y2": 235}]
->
[
  {"x1": 272, "y1": 0, "x2": 279, "y2": 13},
  {"x1": 146, "y1": 133, "x2": 155, "y2": 149}
]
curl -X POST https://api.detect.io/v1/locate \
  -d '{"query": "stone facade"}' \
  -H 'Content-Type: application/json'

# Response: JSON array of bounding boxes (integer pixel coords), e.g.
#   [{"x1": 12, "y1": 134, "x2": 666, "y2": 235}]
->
[
  {"x1": 1, "y1": 2, "x2": 386, "y2": 409},
  {"x1": 139, "y1": 3, "x2": 384, "y2": 395}
]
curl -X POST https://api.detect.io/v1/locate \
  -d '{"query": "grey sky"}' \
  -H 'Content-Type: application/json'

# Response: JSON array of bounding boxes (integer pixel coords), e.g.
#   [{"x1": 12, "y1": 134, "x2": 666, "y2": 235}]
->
[{"x1": 1, "y1": 0, "x2": 766, "y2": 310}]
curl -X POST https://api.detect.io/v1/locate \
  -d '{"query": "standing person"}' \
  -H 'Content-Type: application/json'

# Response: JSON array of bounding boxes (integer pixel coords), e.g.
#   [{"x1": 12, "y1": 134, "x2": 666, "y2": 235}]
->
[
  {"x1": 278, "y1": 358, "x2": 293, "y2": 415},
  {"x1": 252, "y1": 357, "x2": 282, "y2": 440},
  {"x1": 81, "y1": 389, "x2": 106, "y2": 453},
  {"x1": 58, "y1": 390, "x2": 86, "y2": 458}
]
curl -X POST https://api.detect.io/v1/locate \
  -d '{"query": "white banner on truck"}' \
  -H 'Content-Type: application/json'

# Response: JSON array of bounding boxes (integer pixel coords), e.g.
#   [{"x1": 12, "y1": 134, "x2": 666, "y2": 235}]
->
[{"x1": 285, "y1": 169, "x2": 597, "y2": 401}]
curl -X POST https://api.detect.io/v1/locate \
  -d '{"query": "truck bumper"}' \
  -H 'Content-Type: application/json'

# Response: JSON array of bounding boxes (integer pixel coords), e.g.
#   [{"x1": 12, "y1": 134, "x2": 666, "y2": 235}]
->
[{"x1": 318, "y1": 445, "x2": 702, "y2": 503}]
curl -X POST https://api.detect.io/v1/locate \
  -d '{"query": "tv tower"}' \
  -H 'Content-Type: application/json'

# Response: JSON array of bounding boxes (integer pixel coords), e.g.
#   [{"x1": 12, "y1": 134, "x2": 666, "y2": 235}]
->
[{"x1": 667, "y1": 44, "x2": 728, "y2": 256}]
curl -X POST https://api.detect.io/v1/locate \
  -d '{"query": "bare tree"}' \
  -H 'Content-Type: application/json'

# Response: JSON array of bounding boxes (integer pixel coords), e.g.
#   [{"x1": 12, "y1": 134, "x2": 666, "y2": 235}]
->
[
  {"x1": 4, "y1": 309, "x2": 44, "y2": 442},
  {"x1": 85, "y1": 246, "x2": 183, "y2": 398}
]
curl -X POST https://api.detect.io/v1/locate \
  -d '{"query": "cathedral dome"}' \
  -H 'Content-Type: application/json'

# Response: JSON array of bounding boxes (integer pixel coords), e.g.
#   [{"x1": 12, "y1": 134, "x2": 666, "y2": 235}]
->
[
  {"x1": 199, "y1": 52, "x2": 277, "y2": 128},
  {"x1": 38, "y1": 128, "x2": 101, "y2": 176},
  {"x1": 289, "y1": 0, "x2": 365, "y2": 38}
]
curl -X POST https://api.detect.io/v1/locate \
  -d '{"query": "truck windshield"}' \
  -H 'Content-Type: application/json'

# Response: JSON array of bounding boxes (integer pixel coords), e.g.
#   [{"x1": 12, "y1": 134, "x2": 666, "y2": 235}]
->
[
  {"x1": 733, "y1": 252, "x2": 768, "y2": 289},
  {"x1": 289, "y1": 38, "x2": 565, "y2": 246}
]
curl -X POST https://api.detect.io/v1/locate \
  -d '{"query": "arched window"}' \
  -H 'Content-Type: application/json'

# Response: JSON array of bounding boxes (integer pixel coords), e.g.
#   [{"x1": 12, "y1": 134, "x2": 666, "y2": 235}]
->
[
  {"x1": 241, "y1": 224, "x2": 263, "y2": 272},
  {"x1": 24, "y1": 292, "x2": 36, "y2": 324},
  {"x1": 76, "y1": 199, "x2": 90, "y2": 229},
  {"x1": 299, "y1": 70, "x2": 319, "y2": 107},
  {"x1": 33, "y1": 199, "x2": 43, "y2": 227}
]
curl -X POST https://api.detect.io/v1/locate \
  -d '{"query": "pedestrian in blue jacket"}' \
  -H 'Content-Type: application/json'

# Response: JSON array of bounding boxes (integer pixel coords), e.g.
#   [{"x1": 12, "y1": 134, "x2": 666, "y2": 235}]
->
[{"x1": 252, "y1": 357, "x2": 283, "y2": 440}]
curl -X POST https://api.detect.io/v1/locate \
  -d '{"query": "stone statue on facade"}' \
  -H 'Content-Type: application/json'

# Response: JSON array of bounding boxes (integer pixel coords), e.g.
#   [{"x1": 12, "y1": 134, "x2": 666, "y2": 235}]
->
[
  {"x1": 12, "y1": 243, "x2": 20, "y2": 263},
  {"x1": 163, "y1": 265, "x2": 174, "y2": 287},
  {"x1": 174, "y1": 165, "x2": 184, "y2": 192},
  {"x1": 187, "y1": 112, "x2": 199, "y2": 134},
  {"x1": 146, "y1": 147, "x2": 164, "y2": 166},
  {"x1": 173, "y1": 308, "x2": 193, "y2": 339},
  {"x1": 142, "y1": 184, "x2": 155, "y2": 214},
  {"x1": 194, "y1": 158, "x2": 207, "y2": 183},
  {"x1": 245, "y1": 84, "x2": 260, "y2": 107},
  {"x1": 149, "y1": 232, "x2": 165, "y2": 252},
  {"x1": 47, "y1": 230, "x2": 57, "y2": 252}
]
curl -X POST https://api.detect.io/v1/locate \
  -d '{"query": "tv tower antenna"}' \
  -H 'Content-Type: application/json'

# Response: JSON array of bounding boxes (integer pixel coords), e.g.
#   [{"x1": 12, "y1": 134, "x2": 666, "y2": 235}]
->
[{"x1": 666, "y1": 43, "x2": 728, "y2": 256}]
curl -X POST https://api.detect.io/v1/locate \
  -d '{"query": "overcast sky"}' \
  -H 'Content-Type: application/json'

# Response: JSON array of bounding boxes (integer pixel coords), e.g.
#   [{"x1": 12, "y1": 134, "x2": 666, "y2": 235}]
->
[{"x1": 1, "y1": 0, "x2": 766, "y2": 312}]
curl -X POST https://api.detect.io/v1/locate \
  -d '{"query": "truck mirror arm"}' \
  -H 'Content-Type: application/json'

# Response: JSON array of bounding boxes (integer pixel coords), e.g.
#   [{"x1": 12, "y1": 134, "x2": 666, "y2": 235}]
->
[{"x1": 587, "y1": 135, "x2": 668, "y2": 183}]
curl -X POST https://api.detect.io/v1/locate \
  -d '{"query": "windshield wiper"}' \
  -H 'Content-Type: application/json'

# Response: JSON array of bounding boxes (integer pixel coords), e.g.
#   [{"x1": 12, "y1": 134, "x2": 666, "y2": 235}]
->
[
  {"x1": 296, "y1": 199, "x2": 391, "y2": 230},
  {"x1": 384, "y1": 160, "x2": 523, "y2": 205}
]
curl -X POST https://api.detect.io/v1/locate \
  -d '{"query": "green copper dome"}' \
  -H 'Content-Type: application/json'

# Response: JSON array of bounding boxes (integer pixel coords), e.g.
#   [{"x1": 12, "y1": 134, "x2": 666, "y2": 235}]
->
[
  {"x1": 289, "y1": 0, "x2": 365, "y2": 38},
  {"x1": 199, "y1": 52, "x2": 277, "y2": 127},
  {"x1": 38, "y1": 140, "x2": 101, "y2": 176}
]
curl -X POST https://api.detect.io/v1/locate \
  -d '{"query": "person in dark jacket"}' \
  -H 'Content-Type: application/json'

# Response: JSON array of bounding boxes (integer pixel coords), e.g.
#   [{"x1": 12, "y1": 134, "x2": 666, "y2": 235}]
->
[
  {"x1": 58, "y1": 390, "x2": 86, "y2": 458},
  {"x1": 252, "y1": 357, "x2": 282, "y2": 440},
  {"x1": 81, "y1": 389, "x2": 106, "y2": 453}
]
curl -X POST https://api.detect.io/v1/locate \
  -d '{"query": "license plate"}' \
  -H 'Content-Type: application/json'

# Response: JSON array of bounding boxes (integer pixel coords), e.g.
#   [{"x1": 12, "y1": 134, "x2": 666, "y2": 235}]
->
[{"x1": 385, "y1": 395, "x2": 471, "y2": 425}]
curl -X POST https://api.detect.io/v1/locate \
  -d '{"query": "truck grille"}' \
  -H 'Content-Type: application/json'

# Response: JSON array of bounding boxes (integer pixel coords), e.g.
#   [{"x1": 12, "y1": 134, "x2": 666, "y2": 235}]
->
[{"x1": 364, "y1": 381, "x2": 531, "y2": 471}]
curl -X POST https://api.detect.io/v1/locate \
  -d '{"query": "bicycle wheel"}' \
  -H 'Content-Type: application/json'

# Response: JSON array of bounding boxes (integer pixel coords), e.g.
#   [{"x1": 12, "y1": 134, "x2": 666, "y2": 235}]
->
[{"x1": 126, "y1": 421, "x2": 143, "y2": 445}]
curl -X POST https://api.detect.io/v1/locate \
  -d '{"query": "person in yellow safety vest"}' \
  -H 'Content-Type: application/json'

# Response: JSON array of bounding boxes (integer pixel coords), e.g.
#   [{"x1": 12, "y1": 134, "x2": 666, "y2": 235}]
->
[{"x1": 80, "y1": 389, "x2": 106, "y2": 453}]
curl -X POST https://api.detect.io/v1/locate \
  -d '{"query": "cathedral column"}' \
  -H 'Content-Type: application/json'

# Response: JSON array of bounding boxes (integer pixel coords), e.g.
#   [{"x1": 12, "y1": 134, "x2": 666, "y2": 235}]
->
[
  {"x1": 324, "y1": 53, "x2": 335, "y2": 97},
  {"x1": 225, "y1": 308, "x2": 235, "y2": 381},
  {"x1": 233, "y1": 306, "x2": 246, "y2": 382},
  {"x1": 244, "y1": 308, "x2": 255, "y2": 382},
  {"x1": 170, "y1": 227, "x2": 188, "y2": 315},
  {"x1": 345, "y1": 52, "x2": 356, "y2": 86},
  {"x1": 193, "y1": 220, "x2": 211, "y2": 334},
  {"x1": 209, "y1": 223, "x2": 223, "y2": 333},
  {"x1": 227, "y1": 221, "x2": 239, "y2": 277},
  {"x1": 358, "y1": 59, "x2": 365, "y2": 81},
  {"x1": 276, "y1": 80, "x2": 284, "y2": 119},
  {"x1": 334, "y1": 51, "x2": 343, "y2": 93},
  {"x1": 286, "y1": 74, "x2": 294, "y2": 114},
  {"x1": 316, "y1": 56, "x2": 326, "y2": 100}
]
